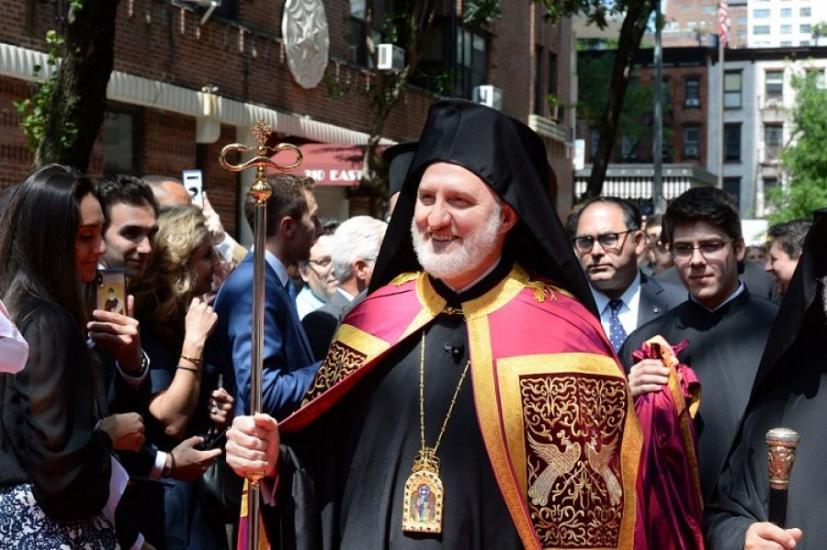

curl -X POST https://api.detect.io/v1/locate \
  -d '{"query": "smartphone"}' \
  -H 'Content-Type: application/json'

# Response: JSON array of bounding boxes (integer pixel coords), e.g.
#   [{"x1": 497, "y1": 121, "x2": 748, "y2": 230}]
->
[
  {"x1": 182, "y1": 169, "x2": 204, "y2": 207},
  {"x1": 96, "y1": 268, "x2": 127, "y2": 315}
]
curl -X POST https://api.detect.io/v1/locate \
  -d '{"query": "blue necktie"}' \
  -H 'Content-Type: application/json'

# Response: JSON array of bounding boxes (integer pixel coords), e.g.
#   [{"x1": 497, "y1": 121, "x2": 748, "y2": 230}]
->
[
  {"x1": 608, "y1": 298, "x2": 627, "y2": 352},
  {"x1": 285, "y1": 280, "x2": 298, "y2": 302}
]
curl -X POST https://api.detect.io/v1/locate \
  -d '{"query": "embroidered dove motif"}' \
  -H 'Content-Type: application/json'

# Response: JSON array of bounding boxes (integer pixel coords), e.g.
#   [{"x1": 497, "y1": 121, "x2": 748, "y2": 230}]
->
[
  {"x1": 527, "y1": 434, "x2": 581, "y2": 507},
  {"x1": 586, "y1": 436, "x2": 622, "y2": 505}
]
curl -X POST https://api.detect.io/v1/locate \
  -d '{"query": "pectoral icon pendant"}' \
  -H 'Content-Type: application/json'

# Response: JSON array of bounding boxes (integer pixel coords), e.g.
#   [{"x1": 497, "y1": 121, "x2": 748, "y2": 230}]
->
[{"x1": 402, "y1": 447, "x2": 444, "y2": 534}]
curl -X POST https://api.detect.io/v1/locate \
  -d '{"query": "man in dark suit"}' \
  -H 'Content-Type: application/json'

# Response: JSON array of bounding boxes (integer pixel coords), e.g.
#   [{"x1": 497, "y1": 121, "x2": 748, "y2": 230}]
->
[
  {"x1": 569, "y1": 197, "x2": 685, "y2": 352},
  {"x1": 210, "y1": 173, "x2": 320, "y2": 420},
  {"x1": 302, "y1": 215, "x2": 388, "y2": 360}
]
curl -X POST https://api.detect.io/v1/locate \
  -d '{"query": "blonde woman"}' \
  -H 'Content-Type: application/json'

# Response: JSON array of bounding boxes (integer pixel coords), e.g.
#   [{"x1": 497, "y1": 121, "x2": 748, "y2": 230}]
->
[{"x1": 130, "y1": 206, "x2": 232, "y2": 549}]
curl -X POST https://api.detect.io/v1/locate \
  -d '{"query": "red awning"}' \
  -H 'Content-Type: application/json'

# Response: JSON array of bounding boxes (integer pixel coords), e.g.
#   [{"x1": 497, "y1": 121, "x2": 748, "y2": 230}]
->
[{"x1": 270, "y1": 143, "x2": 373, "y2": 186}]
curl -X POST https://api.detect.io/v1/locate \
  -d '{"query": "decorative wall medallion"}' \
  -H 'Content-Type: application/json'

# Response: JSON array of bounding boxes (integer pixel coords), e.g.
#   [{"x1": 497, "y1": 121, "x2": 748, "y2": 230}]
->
[{"x1": 281, "y1": 0, "x2": 329, "y2": 89}]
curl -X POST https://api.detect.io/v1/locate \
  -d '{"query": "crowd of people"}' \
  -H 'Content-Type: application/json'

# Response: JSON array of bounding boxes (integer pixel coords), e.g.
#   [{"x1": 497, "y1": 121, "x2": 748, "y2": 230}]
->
[{"x1": 0, "y1": 98, "x2": 824, "y2": 550}]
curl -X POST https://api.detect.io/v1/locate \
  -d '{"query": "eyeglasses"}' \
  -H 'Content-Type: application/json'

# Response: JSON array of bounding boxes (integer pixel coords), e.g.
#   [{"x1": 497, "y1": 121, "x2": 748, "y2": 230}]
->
[
  {"x1": 309, "y1": 257, "x2": 332, "y2": 268},
  {"x1": 671, "y1": 240, "x2": 732, "y2": 260},
  {"x1": 572, "y1": 230, "x2": 634, "y2": 252}
]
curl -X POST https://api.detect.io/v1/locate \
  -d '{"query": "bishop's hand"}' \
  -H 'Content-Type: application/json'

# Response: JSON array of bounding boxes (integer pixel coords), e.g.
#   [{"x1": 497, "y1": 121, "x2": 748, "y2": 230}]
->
[
  {"x1": 744, "y1": 522, "x2": 802, "y2": 549},
  {"x1": 226, "y1": 414, "x2": 279, "y2": 479}
]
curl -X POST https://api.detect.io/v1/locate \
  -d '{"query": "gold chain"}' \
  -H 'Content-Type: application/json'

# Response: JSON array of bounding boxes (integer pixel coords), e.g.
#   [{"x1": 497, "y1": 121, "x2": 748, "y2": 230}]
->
[{"x1": 418, "y1": 331, "x2": 471, "y2": 456}]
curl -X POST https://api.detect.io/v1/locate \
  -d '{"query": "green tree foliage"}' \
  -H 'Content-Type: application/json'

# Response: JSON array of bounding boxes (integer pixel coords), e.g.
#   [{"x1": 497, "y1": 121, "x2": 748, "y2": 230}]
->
[
  {"x1": 537, "y1": 0, "x2": 656, "y2": 199},
  {"x1": 578, "y1": 52, "x2": 672, "y2": 158},
  {"x1": 767, "y1": 71, "x2": 827, "y2": 223},
  {"x1": 14, "y1": 0, "x2": 120, "y2": 171}
]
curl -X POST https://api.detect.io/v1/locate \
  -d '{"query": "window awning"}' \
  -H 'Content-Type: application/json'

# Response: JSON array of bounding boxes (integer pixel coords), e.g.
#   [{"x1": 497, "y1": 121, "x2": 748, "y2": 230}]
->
[
  {"x1": 270, "y1": 143, "x2": 388, "y2": 186},
  {"x1": 298, "y1": 144, "x2": 365, "y2": 186}
]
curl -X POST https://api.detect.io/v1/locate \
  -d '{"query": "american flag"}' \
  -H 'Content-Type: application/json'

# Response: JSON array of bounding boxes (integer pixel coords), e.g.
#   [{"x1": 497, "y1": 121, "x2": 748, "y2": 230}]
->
[{"x1": 718, "y1": 0, "x2": 729, "y2": 48}]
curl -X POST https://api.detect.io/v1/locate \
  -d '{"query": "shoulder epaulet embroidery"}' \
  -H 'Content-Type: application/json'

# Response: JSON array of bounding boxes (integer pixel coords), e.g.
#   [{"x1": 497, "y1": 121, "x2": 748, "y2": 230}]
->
[
  {"x1": 526, "y1": 280, "x2": 573, "y2": 303},
  {"x1": 390, "y1": 272, "x2": 419, "y2": 286}
]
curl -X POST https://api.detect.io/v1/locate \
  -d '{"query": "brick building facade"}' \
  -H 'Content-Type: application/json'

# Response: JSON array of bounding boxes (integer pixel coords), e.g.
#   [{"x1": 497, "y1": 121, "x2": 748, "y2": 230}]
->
[{"x1": 0, "y1": 1, "x2": 576, "y2": 236}]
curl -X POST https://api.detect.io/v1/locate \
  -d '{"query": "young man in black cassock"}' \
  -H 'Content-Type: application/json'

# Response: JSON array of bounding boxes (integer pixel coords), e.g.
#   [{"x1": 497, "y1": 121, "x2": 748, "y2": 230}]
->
[
  {"x1": 705, "y1": 210, "x2": 827, "y2": 549},
  {"x1": 620, "y1": 188, "x2": 779, "y2": 501}
]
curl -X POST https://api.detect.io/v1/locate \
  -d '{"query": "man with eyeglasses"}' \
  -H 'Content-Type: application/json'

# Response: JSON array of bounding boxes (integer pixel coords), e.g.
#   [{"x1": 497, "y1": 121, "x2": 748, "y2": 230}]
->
[
  {"x1": 620, "y1": 187, "x2": 779, "y2": 503},
  {"x1": 302, "y1": 215, "x2": 388, "y2": 361},
  {"x1": 569, "y1": 197, "x2": 684, "y2": 353},
  {"x1": 296, "y1": 233, "x2": 338, "y2": 319}
]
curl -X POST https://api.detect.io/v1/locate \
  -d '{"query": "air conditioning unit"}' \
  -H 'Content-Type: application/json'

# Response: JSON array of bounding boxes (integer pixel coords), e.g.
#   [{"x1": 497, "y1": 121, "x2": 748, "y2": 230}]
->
[
  {"x1": 377, "y1": 44, "x2": 405, "y2": 71},
  {"x1": 473, "y1": 85, "x2": 502, "y2": 110},
  {"x1": 685, "y1": 98, "x2": 700, "y2": 107}
]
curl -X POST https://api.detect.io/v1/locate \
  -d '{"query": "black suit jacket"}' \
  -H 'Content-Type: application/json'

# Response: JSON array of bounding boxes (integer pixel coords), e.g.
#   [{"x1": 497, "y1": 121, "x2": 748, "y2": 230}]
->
[
  {"x1": 638, "y1": 271, "x2": 687, "y2": 327},
  {"x1": 302, "y1": 291, "x2": 353, "y2": 362}
]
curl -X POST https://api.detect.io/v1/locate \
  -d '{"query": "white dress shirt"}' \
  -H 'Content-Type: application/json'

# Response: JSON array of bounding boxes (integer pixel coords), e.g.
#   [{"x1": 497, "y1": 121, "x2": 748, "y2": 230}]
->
[{"x1": 590, "y1": 272, "x2": 642, "y2": 342}]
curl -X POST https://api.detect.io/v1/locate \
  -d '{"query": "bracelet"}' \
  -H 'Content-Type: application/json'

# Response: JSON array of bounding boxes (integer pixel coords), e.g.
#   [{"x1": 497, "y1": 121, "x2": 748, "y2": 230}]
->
[
  {"x1": 180, "y1": 354, "x2": 203, "y2": 366},
  {"x1": 163, "y1": 451, "x2": 177, "y2": 477},
  {"x1": 176, "y1": 365, "x2": 200, "y2": 375}
]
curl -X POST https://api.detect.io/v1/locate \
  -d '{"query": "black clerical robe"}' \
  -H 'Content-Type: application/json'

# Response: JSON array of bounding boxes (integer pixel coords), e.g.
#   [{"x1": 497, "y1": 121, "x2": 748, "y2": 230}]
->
[
  {"x1": 263, "y1": 263, "x2": 643, "y2": 549},
  {"x1": 620, "y1": 288, "x2": 778, "y2": 499},
  {"x1": 705, "y1": 322, "x2": 827, "y2": 549}
]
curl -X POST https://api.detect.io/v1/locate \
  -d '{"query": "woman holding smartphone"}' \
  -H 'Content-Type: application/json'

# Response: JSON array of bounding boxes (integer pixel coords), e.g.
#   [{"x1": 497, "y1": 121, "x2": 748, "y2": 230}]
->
[
  {"x1": 131, "y1": 205, "x2": 232, "y2": 549},
  {"x1": 0, "y1": 165, "x2": 146, "y2": 547}
]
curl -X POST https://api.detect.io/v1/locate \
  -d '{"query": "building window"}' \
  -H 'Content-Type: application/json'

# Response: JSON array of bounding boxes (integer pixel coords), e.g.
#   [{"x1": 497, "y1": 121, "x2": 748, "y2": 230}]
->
[
  {"x1": 753, "y1": 8, "x2": 770, "y2": 17},
  {"x1": 534, "y1": 46, "x2": 544, "y2": 116},
  {"x1": 780, "y1": 7, "x2": 792, "y2": 17},
  {"x1": 620, "y1": 135, "x2": 638, "y2": 160},
  {"x1": 724, "y1": 123, "x2": 741, "y2": 162},
  {"x1": 753, "y1": 25, "x2": 771, "y2": 35},
  {"x1": 781, "y1": 41, "x2": 793, "y2": 46},
  {"x1": 683, "y1": 126, "x2": 701, "y2": 158},
  {"x1": 723, "y1": 177, "x2": 741, "y2": 202},
  {"x1": 350, "y1": 0, "x2": 390, "y2": 66},
  {"x1": 703, "y1": 6, "x2": 716, "y2": 14},
  {"x1": 764, "y1": 124, "x2": 783, "y2": 160},
  {"x1": 801, "y1": 24, "x2": 812, "y2": 33},
  {"x1": 103, "y1": 106, "x2": 141, "y2": 176},
  {"x1": 213, "y1": 0, "x2": 238, "y2": 20},
  {"x1": 737, "y1": 16, "x2": 748, "y2": 25},
  {"x1": 800, "y1": 40, "x2": 811, "y2": 46},
  {"x1": 724, "y1": 71, "x2": 742, "y2": 109},
  {"x1": 763, "y1": 177, "x2": 779, "y2": 197},
  {"x1": 765, "y1": 70, "x2": 784, "y2": 100},
  {"x1": 455, "y1": 27, "x2": 489, "y2": 99},
  {"x1": 801, "y1": 7, "x2": 812, "y2": 16},
  {"x1": 780, "y1": 24, "x2": 792, "y2": 34},
  {"x1": 548, "y1": 52, "x2": 559, "y2": 121},
  {"x1": 590, "y1": 129, "x2": 600, "y2": 158},
  {"x1": 684, "y1": 77, "x2": 701, "y2": 107}
]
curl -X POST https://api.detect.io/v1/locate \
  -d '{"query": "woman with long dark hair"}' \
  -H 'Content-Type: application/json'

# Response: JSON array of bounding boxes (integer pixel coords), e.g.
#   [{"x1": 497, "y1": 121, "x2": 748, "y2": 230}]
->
[{"x1": 0, "y1": 164, "x2": 145, "y2": 547}]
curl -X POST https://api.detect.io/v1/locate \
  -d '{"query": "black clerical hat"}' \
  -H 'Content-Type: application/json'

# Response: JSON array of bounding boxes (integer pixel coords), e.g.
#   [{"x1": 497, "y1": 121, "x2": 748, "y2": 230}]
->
[
  {"x1": 752, "y1": 208, "x2": 827, "y2": 393},
  {"x1": 369, "y1": 99, "x2": 596, "y2": 315},
  {"x1": 383, "y1": 142, "x2": 417, "y2": 196}
]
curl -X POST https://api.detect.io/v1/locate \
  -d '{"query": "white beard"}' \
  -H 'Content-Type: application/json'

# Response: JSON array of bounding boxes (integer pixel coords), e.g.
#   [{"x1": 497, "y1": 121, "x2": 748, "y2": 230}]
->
[{"x1": 411, "y1": 204, "x2": 502, "y2": 285}]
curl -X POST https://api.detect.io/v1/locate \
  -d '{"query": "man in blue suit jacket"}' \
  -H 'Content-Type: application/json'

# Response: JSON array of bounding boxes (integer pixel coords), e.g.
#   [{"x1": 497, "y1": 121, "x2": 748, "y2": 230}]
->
[{"x1": 210, "y1": 173, "x2": 320, "y2": 420}]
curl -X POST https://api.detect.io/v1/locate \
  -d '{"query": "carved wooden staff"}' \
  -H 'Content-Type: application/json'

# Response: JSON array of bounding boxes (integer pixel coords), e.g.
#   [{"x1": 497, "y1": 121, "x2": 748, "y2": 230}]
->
[
  {"x1": 766, "y1": 427, "x2": 800, "y2": 528},
  {"x1": 219, "y1": 121, "x2": 302, "y2": 549}
]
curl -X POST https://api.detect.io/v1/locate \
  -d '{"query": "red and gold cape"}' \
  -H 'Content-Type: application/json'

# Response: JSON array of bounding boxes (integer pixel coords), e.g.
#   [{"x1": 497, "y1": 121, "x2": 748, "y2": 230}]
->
[{"x1": 281, "y1": 265, "x2": 643, "y2": 550}]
